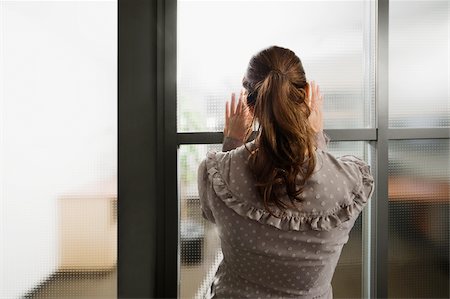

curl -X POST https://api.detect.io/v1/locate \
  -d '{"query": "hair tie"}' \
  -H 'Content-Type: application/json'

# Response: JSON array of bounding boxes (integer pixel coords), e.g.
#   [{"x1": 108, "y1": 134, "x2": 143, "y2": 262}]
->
[{"x1": 270, "y1": 69, "x2": 285, "y2": 76}]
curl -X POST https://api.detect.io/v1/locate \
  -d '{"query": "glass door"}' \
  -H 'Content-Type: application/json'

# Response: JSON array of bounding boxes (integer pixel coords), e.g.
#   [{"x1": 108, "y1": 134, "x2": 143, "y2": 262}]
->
[{"x1": 0, "y1": 1, "x2": 117, "y2": 298}]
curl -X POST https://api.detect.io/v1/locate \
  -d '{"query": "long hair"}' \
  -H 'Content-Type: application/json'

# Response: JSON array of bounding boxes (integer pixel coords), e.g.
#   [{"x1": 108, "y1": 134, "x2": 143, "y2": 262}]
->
[{"x1": 242, "y1": 46, "x2": 317, "y2": 216}]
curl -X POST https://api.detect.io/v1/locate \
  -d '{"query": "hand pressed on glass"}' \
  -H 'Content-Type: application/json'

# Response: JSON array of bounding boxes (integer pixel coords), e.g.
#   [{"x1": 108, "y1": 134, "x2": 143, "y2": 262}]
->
[
  {"x1": 223, "y1": 80, "x2": 323, "y2": 142},
  {"x1": 307, "y1": 80, "x2": 324, "y2": 133},
  {"x1": 224, "y1": 90, "x2": 253, "y2": 142}
]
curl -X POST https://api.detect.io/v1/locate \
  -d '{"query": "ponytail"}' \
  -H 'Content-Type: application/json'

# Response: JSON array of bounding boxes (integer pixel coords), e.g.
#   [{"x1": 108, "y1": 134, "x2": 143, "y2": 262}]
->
[{"x1": 243, "y1": 47, "x2": 317, "y2": 216}]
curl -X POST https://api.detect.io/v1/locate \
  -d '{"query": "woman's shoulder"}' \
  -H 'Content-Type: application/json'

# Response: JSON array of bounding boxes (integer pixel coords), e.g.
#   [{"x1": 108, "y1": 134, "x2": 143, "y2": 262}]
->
[
  {"x1": 316, "y1": 150, "x2": 374, "y2": 193},
  {"x1": 199, "y1": 145, "x2": 374, "y2": 232},
  {"x1": 200, "y1": 141, "x2": 254, "y2": 187}
]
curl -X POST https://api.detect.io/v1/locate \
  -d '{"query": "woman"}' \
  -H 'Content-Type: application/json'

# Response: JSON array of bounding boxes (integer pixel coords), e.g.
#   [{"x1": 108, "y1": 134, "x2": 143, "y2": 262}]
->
[{"x1": 197, "y1": 46, "x2": 375, "y2": 298}]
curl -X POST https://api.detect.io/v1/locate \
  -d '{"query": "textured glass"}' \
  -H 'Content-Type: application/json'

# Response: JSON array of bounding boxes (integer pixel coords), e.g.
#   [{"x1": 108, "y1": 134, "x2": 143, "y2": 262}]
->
[
  {"x1": 179, "y1": 144, "x2": 223, "y2": 299},
  {"x1": 328, "y1": 141, "x2": 368, "y2": 299},
  {"x1": 388, "y1": 140, "x2": 450, "y2": 298},
  {"x1": 389, "y1": 0, "x2": 450, "y2": 127},
  {"x1": 177, "y1": 0, "x2": 376, "y2": 132},
  {"x1": 0, "y1": 1, "x2": 117, "y2": 298},
  {"x1": 180, "y1": 141, "x2": 371, "y2": 298}
]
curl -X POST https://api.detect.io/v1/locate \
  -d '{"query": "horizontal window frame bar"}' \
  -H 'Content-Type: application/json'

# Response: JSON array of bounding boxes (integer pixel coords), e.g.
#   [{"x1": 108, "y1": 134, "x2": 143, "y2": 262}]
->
[
  {"x1": 177, "y1": 128, "x2": 450, "y2": 145},
  {"x1": 177, "y1": 129, "x2": 378, "y2": 145},
  {"x1": 387, "y1": 128, "x2": 450, "y2": 140}
]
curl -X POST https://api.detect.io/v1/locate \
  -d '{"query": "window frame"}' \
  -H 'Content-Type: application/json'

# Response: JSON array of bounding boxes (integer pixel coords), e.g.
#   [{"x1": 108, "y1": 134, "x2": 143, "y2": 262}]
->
[{"x1": 118, "y1": 0, "x2": 450, "y2": 298}]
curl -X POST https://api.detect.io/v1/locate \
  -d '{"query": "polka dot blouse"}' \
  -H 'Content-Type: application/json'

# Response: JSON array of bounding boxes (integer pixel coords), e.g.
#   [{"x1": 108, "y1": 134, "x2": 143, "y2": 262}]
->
[{"x1": 197, "y1": 131, "x2": 375, "y2": 298}]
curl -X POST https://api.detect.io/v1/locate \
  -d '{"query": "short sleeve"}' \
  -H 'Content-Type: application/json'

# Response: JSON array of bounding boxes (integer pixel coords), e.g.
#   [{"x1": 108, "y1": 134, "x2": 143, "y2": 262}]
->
[
  {"x1": 338, "y1": 155, "x2": 375, "y2": 208},
  {"x1": 197, "y1": 158, "x2": 216, "y2": 223}
]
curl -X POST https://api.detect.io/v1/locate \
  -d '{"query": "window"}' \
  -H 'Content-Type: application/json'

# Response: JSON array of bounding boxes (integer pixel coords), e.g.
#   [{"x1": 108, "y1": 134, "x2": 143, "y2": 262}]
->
[
  {"x1": 387, "y1": 1, "x2": 450, "y2": 297},
  {"x1": 177, "y1": 0, "x2": 377, "y2": 298},
  {"x1": 174, "y1": 0, "x2": 450, "y2": 298},
  {"x1": 0, "y1": 1, "x2": 117, "y2": 298}
]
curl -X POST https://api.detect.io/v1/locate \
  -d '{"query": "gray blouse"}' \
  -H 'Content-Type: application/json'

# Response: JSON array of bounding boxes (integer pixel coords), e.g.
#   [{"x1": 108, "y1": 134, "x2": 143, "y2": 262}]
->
[{"x1": 197, "y1": 132, "x2": 375, "y2": 298}]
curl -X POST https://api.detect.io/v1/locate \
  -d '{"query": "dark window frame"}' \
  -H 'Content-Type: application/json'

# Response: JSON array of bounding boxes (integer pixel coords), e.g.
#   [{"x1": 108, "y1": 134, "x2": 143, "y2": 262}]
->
[{"x1": 118, "y1": 0, "x2": 449, "y2": 297}]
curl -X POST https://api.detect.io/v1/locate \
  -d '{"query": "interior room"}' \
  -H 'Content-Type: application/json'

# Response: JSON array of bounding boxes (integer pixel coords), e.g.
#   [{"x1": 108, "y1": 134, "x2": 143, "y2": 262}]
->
[{"x1": 0, "y1": 0, "x2": 448, "y2": 298}]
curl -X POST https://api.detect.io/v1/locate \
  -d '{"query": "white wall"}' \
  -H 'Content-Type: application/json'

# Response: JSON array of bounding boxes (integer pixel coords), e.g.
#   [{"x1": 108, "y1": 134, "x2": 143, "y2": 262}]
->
[{"x1": 0, "y1": 1, "x2": 117, "y2": 298}]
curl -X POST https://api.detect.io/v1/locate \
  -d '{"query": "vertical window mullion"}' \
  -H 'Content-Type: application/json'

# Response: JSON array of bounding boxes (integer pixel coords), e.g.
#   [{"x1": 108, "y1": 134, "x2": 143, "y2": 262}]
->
[{"x1": 375, "y1": 0, "x2": 390, "y2": 298}]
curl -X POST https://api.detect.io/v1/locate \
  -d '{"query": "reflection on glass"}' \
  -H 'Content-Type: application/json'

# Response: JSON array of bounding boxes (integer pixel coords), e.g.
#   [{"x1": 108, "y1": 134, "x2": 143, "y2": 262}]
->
[
  {"x1": 0, "y1": 1, "x2": 117, "y2": 298},
  {"x1": 179, "y1": 141, "x2": 371, "y2": 298},
  {"x1": 177, "y1": 0, "x2": 376, "y2": 132},
  {"x1": 389, "y1": 1, "x2": 450, "y2": 127},
  {"x1": 388, "y1": 140, "x2": 449, "y2": 298}
]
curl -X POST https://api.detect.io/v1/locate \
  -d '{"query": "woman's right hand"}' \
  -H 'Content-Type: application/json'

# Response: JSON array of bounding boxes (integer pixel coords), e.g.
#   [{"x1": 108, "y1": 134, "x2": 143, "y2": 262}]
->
[
  {"x1": 224, "y1": 90, "x2": 252, "y2": 142},
  {"x1": 307, "y1": 80, "x2": 324, "y2": 133}
]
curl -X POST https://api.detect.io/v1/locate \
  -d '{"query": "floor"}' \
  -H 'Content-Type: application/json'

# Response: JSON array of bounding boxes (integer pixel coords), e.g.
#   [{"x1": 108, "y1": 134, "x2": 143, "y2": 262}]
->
[
  {"x1": 23, "y1": 247, "x2": 449, "y2": 299},
  {"x1": 24, "y1": 222, "x2": 448, "y2": 299},
  {"x1": 25, "y1": 269, "x2": 117, "y2": 299}
]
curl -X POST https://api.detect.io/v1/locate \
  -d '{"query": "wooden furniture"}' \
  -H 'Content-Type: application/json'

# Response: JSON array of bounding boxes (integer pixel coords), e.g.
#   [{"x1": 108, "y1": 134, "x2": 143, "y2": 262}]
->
[{"x1": 57, "y1": 176, "x2": 117, "y2": 271}]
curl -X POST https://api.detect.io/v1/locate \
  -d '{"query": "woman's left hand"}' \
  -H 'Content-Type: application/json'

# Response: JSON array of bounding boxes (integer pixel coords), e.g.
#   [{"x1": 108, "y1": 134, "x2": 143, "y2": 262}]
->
[{"x1": 224, "y1": 90, "x2": 253, "y2": 141}]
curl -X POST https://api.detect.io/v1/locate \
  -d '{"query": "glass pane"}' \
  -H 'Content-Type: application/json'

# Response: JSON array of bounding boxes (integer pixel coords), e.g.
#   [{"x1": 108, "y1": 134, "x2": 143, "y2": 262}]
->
[
  {"x1": 0, "y1": 1, "x2": 117, "y2": 298},
  {"x1": 328, "y1": 142, "x2": 369, "y2": 299},
  {"x1": 179, "y1": 144, "x2": 222, "y2": 299},
  {"x1": 177, "y1": 0, "x2": 376, "y2": 132},
  {"x1": 388, "y1": 140, "x2": 450, "y2": 298},
  {"x1": 179, "y1": 141, "x2": 371, "y2": 298},
  {"x1": 389, "y1": 0, "x2": 450, "y2": 127}
]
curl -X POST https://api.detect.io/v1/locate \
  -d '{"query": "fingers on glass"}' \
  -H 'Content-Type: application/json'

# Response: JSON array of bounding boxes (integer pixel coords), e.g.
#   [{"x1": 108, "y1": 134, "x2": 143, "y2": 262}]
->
[
  {"x1": 231, "y1": 92, "x2": 236, "y2": 115},
  {"x1": 317, "y1": 84, "x2": 324, "y2": 107},
  {"x1": 225, "y1": 100, "x2": 230, "y2": 130},
  {"x1": 227, "y1": 91, "x2": 248, "y2": 119},
  {"x1": 308, "y1": 80, "x2": 314, "y2": 109},
  {"x1": 309, "y1": 80, "x2": 325, "y2": 110},
  {"x1": 309, "y1": 80, "x2": 316, "y2": 108}
]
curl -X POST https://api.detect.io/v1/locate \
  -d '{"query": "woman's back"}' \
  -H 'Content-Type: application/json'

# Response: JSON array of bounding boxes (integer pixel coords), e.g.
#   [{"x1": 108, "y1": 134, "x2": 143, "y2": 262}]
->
[
  {"x1": 197, "y1": 45, "x2": 375, "y2": 298},
  {"x1": 198, "y1": 134, "x2": 375, "y2": 298}
]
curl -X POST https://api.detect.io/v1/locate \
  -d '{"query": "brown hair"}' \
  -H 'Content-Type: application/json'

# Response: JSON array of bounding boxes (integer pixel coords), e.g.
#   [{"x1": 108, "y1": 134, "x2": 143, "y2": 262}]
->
[{"x1": 242, "y1": 46, "x2": 317, "y2": 216}]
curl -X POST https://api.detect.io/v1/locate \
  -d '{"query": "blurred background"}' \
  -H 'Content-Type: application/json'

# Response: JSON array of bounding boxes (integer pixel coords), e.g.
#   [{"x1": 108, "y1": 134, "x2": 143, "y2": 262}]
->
[
  {"x1": 177, "y1": 0, "x2": 449, "y2": 298},
  {"x1": 0, "y1": 1, "x2": 117, "y2": 298},
  {"x1": 0, "y1": 0, "x2": 449, "y2": 298}
]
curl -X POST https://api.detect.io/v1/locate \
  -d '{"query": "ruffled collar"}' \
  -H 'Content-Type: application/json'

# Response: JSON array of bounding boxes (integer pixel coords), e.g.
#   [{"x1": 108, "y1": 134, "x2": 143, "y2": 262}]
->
[{"x1": 204, "y1": 148, "x2": 372, "y2": 231}]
